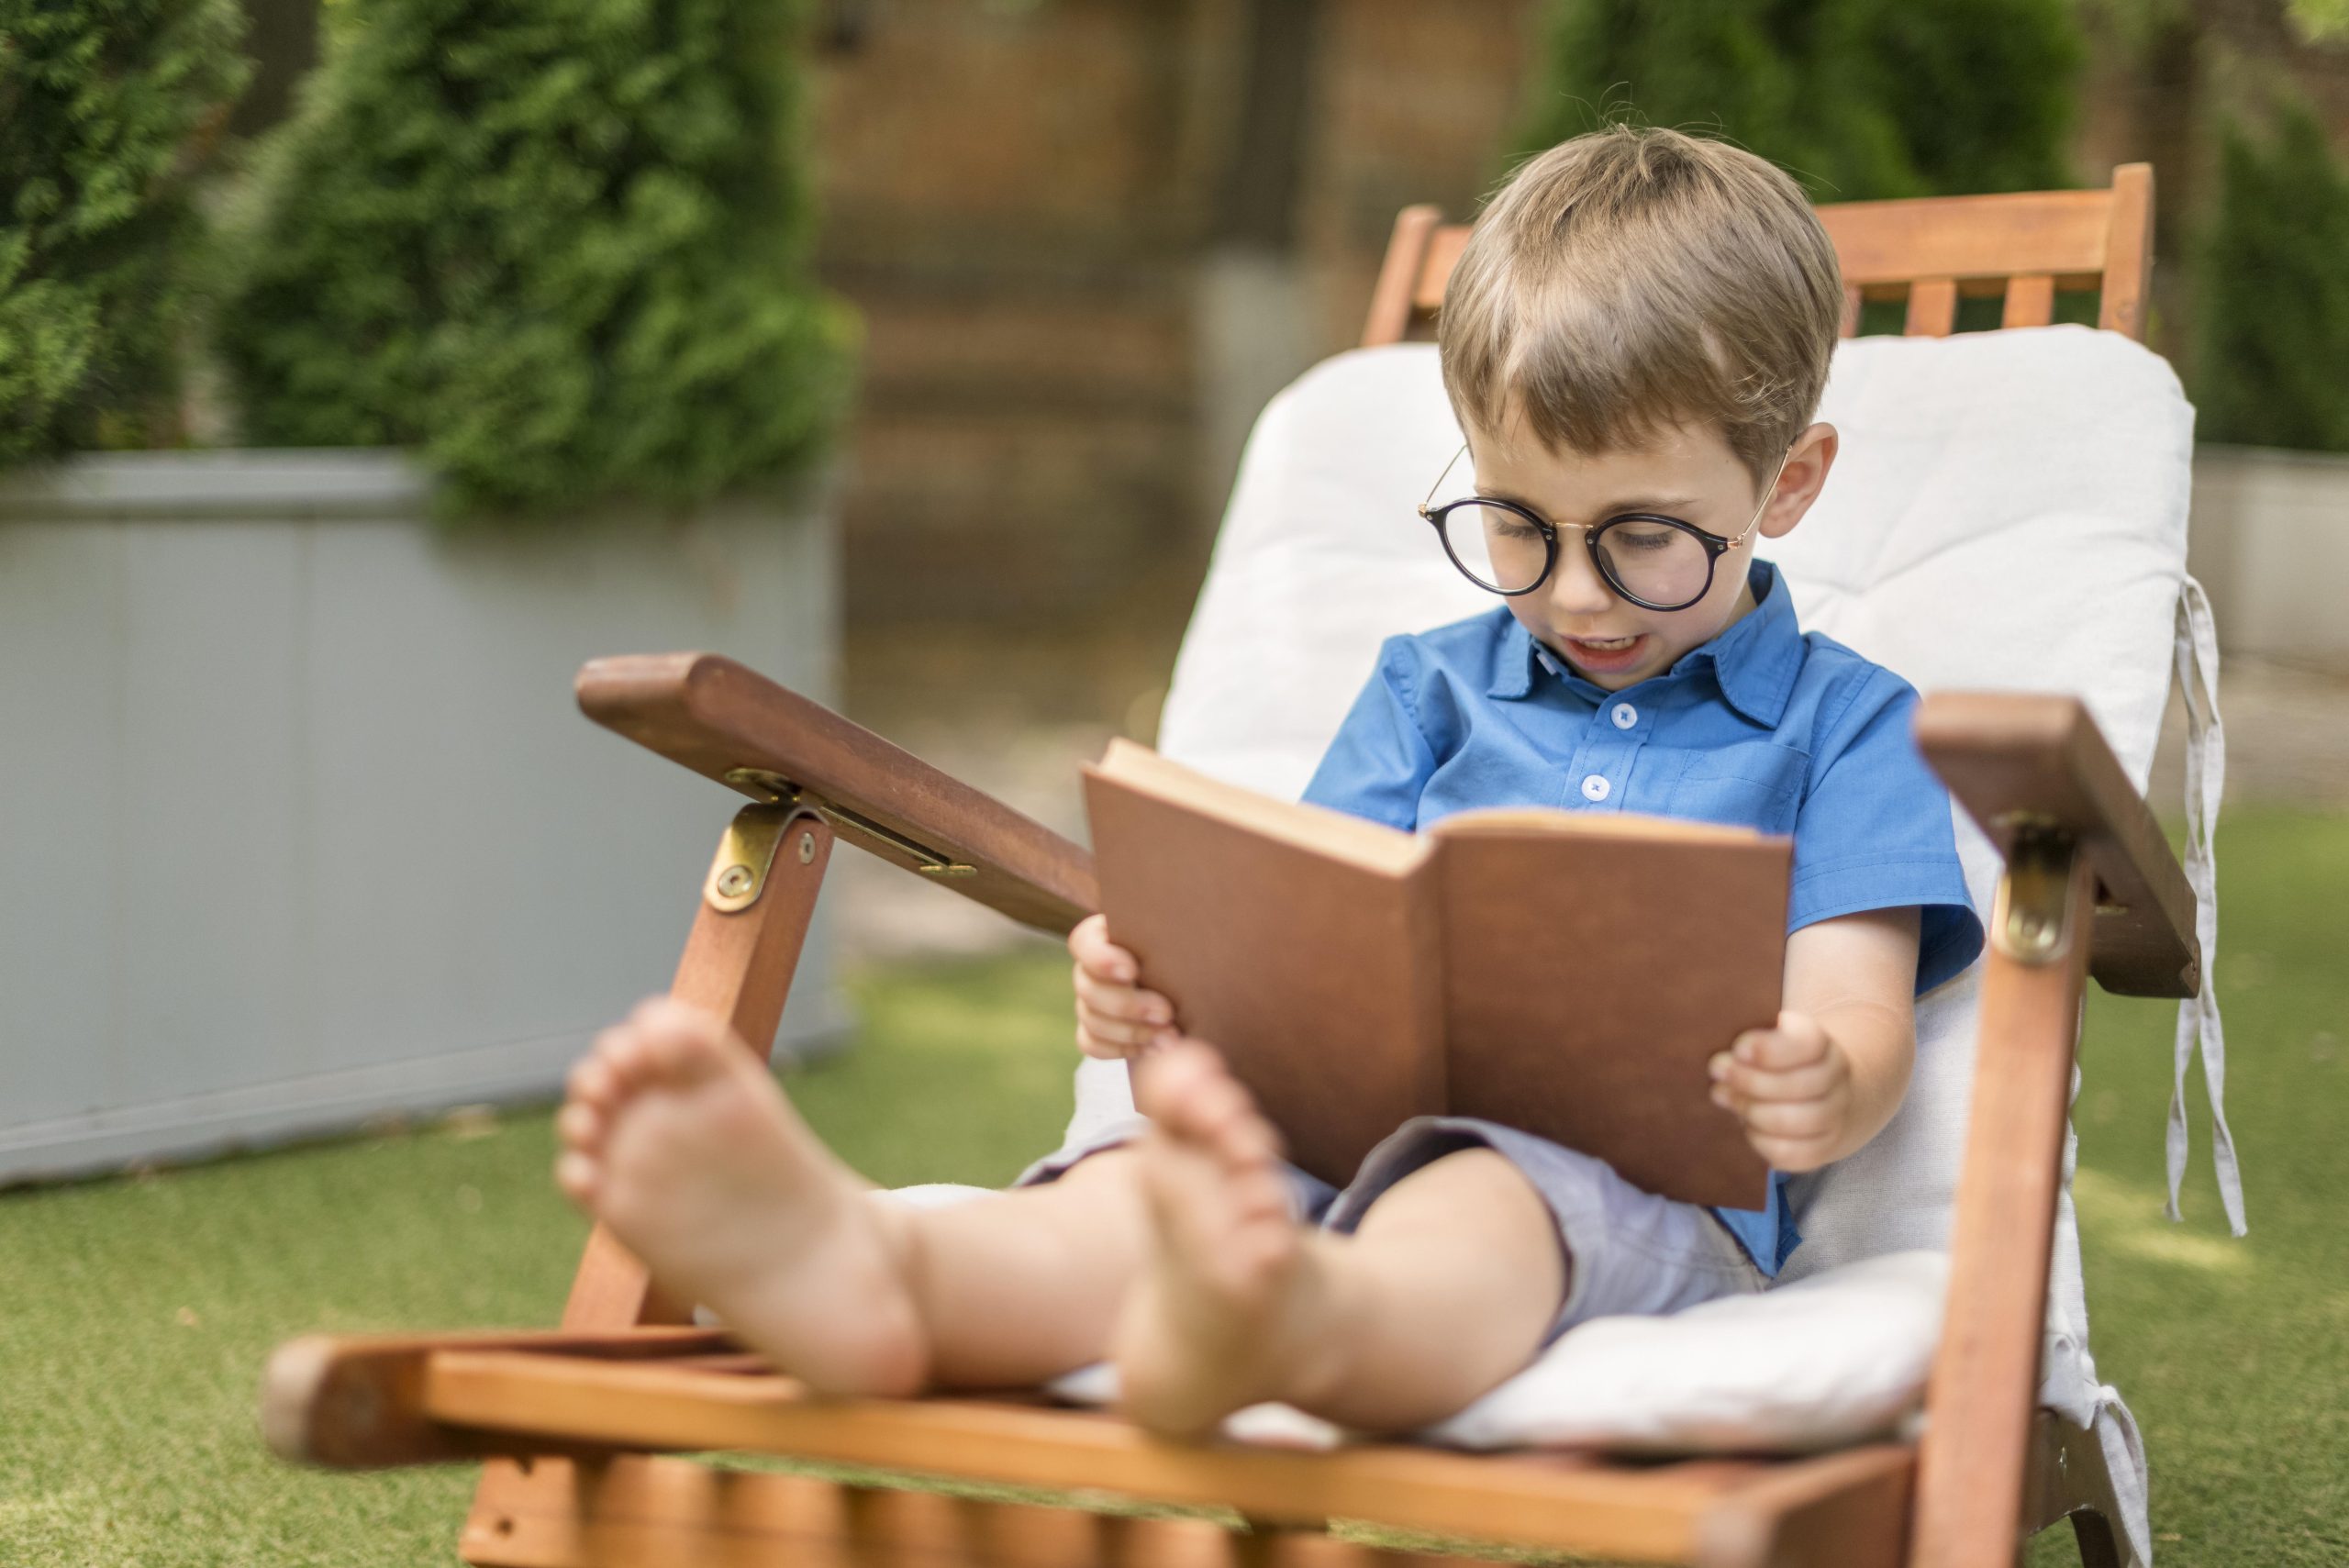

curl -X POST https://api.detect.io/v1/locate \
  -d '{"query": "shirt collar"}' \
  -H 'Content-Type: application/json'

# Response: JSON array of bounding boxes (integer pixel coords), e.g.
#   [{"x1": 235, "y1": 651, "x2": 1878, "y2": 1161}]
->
[{"x1": 1487, "y1": 560, "x2": 1803, "y2": 726}]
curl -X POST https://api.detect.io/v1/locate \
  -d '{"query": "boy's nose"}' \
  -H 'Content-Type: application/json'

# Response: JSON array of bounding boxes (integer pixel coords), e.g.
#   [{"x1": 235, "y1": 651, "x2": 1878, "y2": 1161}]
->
[{"x1": 1546, "y1": 536, "x2": 1617, "y2": 616}]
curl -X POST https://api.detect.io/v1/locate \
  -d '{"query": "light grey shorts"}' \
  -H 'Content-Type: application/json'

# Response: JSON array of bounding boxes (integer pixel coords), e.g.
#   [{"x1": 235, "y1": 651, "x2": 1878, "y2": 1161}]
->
[{"x1": 1014, "y1": 1113, "x2": 1765, "y2": 1347}]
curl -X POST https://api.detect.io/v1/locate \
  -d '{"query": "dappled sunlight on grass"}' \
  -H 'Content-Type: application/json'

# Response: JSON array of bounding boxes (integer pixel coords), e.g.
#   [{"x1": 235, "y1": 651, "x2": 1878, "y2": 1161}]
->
[{"x1": 2069, "y1": 1169, "x2": 2253, "y2": 1275}]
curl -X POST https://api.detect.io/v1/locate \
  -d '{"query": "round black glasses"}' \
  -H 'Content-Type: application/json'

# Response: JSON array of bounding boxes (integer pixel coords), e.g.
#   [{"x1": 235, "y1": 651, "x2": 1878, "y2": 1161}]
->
[{"x1": 1417, "y1": 444, "x2": 1789, "y2": 612}]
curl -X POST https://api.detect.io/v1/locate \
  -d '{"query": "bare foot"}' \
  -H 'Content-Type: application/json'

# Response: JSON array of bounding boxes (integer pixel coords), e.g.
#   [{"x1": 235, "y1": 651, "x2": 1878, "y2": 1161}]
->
[
  {"x1": 1110, "y1": 1041, "x2": 1343, "y2": 1437},
  {"x1": 554, "y1": 997, "x2": 927, "y2": 1396}
]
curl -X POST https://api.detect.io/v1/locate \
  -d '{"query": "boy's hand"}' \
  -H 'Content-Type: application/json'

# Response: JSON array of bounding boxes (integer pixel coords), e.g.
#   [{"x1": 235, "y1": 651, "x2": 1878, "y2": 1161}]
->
[
  {"x1": 1069, "y1": 913, "x2": 1178, "y2": 1061},
  {"x1": 1709, "y1": 1009, "x2": 1852, "y2": 1173}
]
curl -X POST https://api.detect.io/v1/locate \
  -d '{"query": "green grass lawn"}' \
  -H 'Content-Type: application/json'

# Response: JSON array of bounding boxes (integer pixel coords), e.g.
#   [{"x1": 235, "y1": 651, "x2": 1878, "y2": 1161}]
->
[{"x1": 1, "y1": 810, "x2": 2341, "y2": 1566}]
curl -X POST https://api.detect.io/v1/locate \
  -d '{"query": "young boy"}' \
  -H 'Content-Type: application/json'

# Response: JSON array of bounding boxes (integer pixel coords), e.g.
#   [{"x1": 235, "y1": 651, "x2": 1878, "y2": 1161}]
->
[{"x1": 551, "y1": 127, "x2": 1983, "y2": 1440}]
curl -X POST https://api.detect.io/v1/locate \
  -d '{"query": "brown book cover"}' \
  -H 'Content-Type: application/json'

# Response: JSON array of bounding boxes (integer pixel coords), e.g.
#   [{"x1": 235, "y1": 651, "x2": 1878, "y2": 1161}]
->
[{"x1": 1081, "y1": 740, "x2": 1785, "y2": 1210}]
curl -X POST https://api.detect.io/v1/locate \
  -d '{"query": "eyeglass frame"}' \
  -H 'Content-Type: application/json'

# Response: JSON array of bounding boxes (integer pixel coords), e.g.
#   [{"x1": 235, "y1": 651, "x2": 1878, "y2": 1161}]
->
[{"x1": 1416, "y1": 442, "x2": 1793, "y2": 612}]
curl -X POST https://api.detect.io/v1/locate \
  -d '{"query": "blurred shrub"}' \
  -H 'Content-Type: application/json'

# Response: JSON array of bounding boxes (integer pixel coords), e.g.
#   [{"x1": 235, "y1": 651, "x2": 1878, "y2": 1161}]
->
[
  {"x1": 0, "y1": 0, "x2": 248, "y2": 463},
  {"x1": 218, "y1": 0, "x2": 856, "y2": 517},
  {"x1": 1520, "y1": 0, "x2": 2080, "y2": 200},
  {"x1": 2195, "y1": 106, "x2": 2349, "y2": 453}
]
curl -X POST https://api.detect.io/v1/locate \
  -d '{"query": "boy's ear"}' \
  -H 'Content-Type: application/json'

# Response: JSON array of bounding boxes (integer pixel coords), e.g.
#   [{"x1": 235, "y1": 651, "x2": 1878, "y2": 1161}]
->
[{"x1": 1758, "y1": 422, "x2": 1837, "y2": 539}]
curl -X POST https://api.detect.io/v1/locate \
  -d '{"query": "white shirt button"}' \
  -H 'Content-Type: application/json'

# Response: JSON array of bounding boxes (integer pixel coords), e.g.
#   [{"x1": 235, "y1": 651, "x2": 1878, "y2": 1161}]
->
[
  {"x1": 1611, "y1": 702, "x2": 1638, "y2": 729},
  {"x1": 1581, "y1": 774, "x2": 1610, "y2": 802}
]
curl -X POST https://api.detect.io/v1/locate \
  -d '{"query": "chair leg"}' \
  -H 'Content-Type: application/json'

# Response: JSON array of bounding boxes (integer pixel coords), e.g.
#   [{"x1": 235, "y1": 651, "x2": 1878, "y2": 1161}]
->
[
  {"x1": 2066, "y1": 1509, "x2": 2126, "y2": 1568},
  {"x1": 464, "y1": 802, "x2": 835, "y2": 1565},
  {"x1": 2021, "y1": 1414, "x2": 2141, "y2": 1568}
]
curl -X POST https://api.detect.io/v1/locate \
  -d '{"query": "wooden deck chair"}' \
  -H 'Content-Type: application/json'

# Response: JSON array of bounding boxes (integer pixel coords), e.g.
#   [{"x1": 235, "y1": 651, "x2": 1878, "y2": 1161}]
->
[{"x1": 262, "y1": 164, "x2": 2231, "y2": 1568}]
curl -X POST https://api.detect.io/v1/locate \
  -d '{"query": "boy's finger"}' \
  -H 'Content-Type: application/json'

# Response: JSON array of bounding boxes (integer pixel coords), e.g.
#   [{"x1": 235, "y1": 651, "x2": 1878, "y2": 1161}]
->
[
  {"x1": 1731, "y1": 1027, "x2": 1829, "y2": 1072},
  {"x1": 1076, "y1": 998, "x2": 1174, "y2": 1049},
  {"x1": 1734, "y1": 1098, "x2": 1833, "y2": 1139},
  {"x1": 1721, "y1": 1058, "x2": 1840, "y2": 1103},
  {"x1": 1068, "y1": 917, "x2": 1139, "y2": 983},
  {"x1": 1074, "y1": 1024, "x2": 1128, "y2": 1061},
  {"x1": 1073, "y1": 969, "x2": 1172, "y2": 1024}
]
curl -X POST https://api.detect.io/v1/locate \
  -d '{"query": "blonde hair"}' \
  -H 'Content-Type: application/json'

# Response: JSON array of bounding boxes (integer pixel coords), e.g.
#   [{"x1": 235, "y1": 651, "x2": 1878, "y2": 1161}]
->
[{"x1": 1438, "y1": 127, "x2": 1842, "y2": 488}]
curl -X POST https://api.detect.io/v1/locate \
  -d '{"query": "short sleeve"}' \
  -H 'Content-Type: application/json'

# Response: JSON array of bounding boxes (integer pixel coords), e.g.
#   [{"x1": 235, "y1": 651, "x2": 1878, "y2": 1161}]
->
[
  {"x1": 1790, "y1": 673, "x2": 1985, "y2": 995},
  {"x1": 1299, "y1": 638, "x2": 1440, "y2": 831}
]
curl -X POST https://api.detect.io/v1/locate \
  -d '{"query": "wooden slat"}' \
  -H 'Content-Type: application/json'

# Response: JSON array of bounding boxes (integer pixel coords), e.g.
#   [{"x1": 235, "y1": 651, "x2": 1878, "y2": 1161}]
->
[
  {"x1": 1696, "y1": 1445, "x2": 1913, "y2": 1568},
  {"x1": 261, "y1": 1329, "x2": 732, "y2": 1469},
  {"x1": 2097, "y1": 163, "x2": 2154, "y2": 340},
  {"x1": 1360, "y1": 166, "x2": 2152, "y2": 351},
  {"x1": 1914, "y1": 693, "x2": 2199, "y2": 998},
  {"x1": 577, "y1": 655, "x2": 1096, "y2": 935},
  {"x1": 1815, "y1": 187, "x2": 2116, "y2": 288},
  {"x1": 1909, "y1": 851, "x2": 2097, "y2": 1568},
  {"x1": 1902, "y1": 279, "x2": 1958, "y2": 337},
  {"x1": 462, "y1": 1456, "x2": 1494, "y2": 1568},
  {"x1": 1839, "y1": 284, "x2": 1863, "y2": 339},
  {"x1": 1411, "y1": 227, "x2": 1469, "y2": 315},
  {"x1": 2001, "y1": 273, "x2": 2055, "y2": 328},
  {"x1": 423, "y1": 1349, "x2": 1911, "y2": 1564},
  {"x1": 1361, "y1": 206, "x2": 1442, "y2": 348}
]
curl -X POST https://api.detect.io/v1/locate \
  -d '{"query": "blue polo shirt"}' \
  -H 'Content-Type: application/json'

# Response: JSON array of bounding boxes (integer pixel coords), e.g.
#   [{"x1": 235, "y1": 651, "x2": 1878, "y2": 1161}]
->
[{"x1": 1299, "y1": 560, "x2": 1982, "y2": 1273}]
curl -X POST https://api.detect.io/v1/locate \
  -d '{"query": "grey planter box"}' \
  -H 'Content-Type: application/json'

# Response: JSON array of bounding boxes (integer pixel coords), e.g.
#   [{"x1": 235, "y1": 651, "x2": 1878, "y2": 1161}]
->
[
  {"x1": 0, "y1": 450, "x2": 847, "y2": 1184},
  {"x1": 2190, "y1": 443, "x2": 2349, "y2": 666}
]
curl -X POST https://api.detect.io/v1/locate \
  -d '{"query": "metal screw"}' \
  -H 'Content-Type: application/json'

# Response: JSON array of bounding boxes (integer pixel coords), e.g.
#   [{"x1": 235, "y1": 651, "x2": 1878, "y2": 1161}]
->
[
  {"x1": 797, "y1": 831, "x2": 816, "y2": 863},
  {"x1": 716, "y1": 864, "x2": 755, "y2": 897}
]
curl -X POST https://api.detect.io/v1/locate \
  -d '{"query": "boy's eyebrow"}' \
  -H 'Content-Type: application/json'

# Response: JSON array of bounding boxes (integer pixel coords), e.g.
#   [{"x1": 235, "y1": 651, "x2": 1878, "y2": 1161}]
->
[{"x1": 1472, "y1": 485, "x2": 1708, "y2": 517}]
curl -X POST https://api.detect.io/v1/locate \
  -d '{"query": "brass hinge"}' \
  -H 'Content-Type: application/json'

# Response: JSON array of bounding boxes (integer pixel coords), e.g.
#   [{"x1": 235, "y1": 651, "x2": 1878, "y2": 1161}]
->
[
  {"x1": 1990, "y1": 816, "x2": 2081, "y2": 964},
  {"x1": 703, "y1": 804, "x2": 799, "y2": 913},
  {"x1": 722, "y1": 767, "x2": 977, "y2": 878}
]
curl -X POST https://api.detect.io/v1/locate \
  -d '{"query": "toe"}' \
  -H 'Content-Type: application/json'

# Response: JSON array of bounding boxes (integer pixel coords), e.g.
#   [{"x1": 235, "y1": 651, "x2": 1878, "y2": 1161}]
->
[
  {"x1": 596, "y1": 1018, "x2": 655, "y2": 1089},
  {"x1": 567, "y1": 1055, "x2": 618, "y2": 1113},
  {"x1": 1135, "y1": 1040, "x2": 1232, "y2": 1129},
  {"x1": 554, "y1": 1151, "x2": 599, "y2": 1207},
  {"x1": 630, "y1": 998, "x2": 741, "y2": 1081},
  {"x1": 556, "y1": 1100, "x2": 604, "y2": 1154},
  {"x1": 1150, "y1": 1046, "x2": 1283, "y2": 1171}
]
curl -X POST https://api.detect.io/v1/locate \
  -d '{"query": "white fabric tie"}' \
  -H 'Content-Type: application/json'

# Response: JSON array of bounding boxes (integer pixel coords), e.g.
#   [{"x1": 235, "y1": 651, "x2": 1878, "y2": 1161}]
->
[{"x1": 2168, "y1": 576, "x2": 2246, "y2": 1236}]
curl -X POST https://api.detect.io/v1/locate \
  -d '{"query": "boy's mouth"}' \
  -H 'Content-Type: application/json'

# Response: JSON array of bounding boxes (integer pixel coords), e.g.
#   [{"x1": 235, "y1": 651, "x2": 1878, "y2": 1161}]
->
[{"x1": 1558, "y1": 632, "x2": 1647, "y2": 673}]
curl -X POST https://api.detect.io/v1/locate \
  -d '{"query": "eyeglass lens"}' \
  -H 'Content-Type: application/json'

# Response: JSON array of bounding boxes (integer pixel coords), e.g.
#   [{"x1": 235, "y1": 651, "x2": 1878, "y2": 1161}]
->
[{"x1": 1438, "y1": 504, "x2": 1714, "y2": 606}]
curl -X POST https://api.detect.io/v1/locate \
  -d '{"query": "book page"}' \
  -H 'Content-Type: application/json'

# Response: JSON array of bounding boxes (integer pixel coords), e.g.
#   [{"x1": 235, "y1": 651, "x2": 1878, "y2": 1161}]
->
[
  {"x1": 1431, "y1": 806, "x2": 1762, "y2": 844},
  {"x1": 1094, "y1": 739, "x2": 1427, "y2": 874}
]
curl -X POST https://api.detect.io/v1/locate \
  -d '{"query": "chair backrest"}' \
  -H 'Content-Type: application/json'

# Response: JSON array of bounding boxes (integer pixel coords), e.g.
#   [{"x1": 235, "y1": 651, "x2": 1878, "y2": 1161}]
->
[{"x1": 1361, "y1": 164, "x2": 2154, "y2": 347}]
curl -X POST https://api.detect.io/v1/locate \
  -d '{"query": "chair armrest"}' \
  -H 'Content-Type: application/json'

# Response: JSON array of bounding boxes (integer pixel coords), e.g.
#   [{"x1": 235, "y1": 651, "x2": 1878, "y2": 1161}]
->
[
  {"x1": 1915, "y1": 692, "x2": 2198, "y2": 998},
  {"x1": 577, "y1": 653, "x2": 1097, "y2": 936}
]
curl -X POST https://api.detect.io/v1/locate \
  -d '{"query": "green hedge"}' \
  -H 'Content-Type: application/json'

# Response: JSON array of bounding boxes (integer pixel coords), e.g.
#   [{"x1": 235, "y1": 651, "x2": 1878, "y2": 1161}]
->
[
  {"x1": 1520, "y1": 0, "x2": 2080, "y2": 201},
  {"x1": 217, "y1": 0, "x2": 856, "y2": 517},
  {"x1": 2195, "y1": 106, "x2": 2349, "y2": 453},
  {"x1": 0, "y1": 0, "x2": 248, "y2": 463}
]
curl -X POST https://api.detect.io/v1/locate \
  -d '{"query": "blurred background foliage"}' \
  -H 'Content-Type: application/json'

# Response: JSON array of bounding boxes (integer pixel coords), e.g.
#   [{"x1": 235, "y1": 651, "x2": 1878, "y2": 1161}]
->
[
  {"x1": 0, "y1": 0, "x2": 248, "y2": 464},
  {"x1": 2195, "y1": 101, "x2": 2349, "y2": 450},
  {"x1": 1519, "y1": 0, "x2": 2082, "y2": 200},
  {"x1": 217, "y1": 0, "x2": 855, "y2": 516}
]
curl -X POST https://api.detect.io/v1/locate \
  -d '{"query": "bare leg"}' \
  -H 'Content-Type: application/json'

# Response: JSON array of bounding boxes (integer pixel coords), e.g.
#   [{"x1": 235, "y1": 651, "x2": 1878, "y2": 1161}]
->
[
  {"x1": 556, "y1": 998, "x2": 1152, "y2": 1396},
  {"x1": 896, "y1": 1146, "x2": 1150, "y2": 1388},
  {"x1": 1114, "y1": 1043, "x2": 1564, "y2": 1436}
]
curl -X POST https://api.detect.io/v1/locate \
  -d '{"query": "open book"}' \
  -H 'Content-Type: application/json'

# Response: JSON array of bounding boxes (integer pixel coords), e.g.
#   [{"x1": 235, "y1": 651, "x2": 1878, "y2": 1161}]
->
[{"x1": 1082, "y1": 740, "x2": 1789, "y2": 1211}]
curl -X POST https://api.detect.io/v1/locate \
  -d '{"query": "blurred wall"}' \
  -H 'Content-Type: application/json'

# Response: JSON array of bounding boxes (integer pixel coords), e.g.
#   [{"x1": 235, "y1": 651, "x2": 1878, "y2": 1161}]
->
[{"x1": 810, "y1": 0, "x2": 1543, "y2": 628}]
